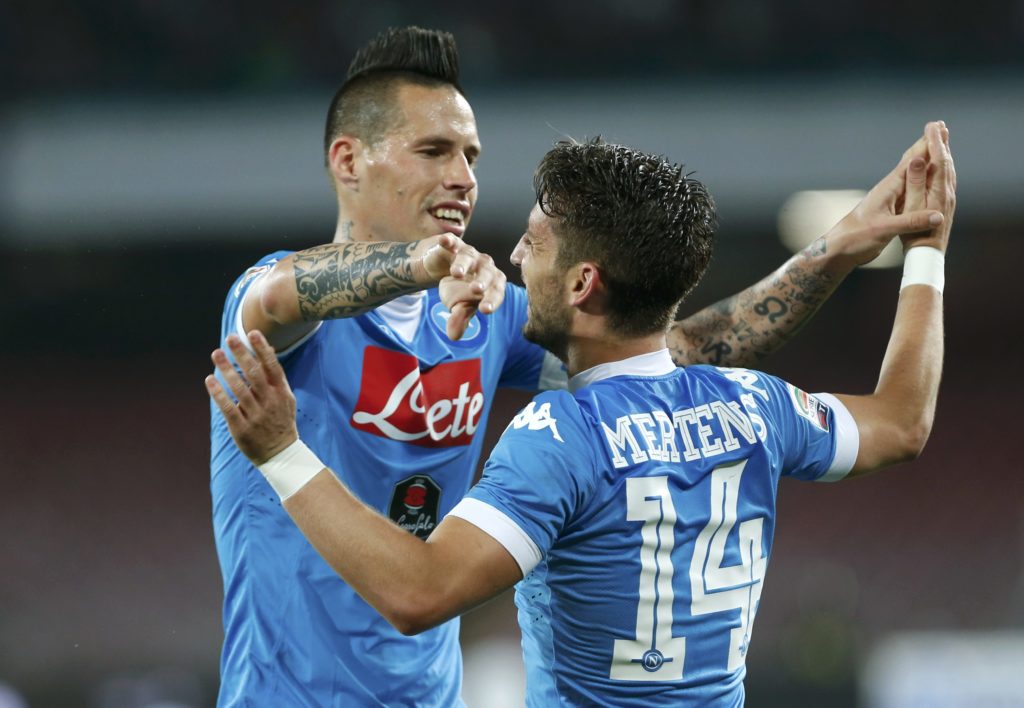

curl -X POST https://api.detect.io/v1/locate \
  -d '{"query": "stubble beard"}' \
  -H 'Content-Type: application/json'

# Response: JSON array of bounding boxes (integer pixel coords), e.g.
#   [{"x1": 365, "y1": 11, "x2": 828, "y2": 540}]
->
[{"x1": 523, "y1": 301, "x2": 571, "y2": 363}]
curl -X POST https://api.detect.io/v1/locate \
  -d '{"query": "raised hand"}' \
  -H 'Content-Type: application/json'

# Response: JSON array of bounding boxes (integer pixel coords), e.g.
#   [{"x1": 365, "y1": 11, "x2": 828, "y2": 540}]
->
[
  {"x1": 900, "y1": 121, "x2": 955, "y2": 254},
  {"x1": 421, "y1": 233, "x2": 508, "y2": 340},
  {"x1": 206, "y1": 331, "x2": 298, "y2": 465},
  {"x1": 824, "y1": 123, "x2": 946, "y2": 268}
]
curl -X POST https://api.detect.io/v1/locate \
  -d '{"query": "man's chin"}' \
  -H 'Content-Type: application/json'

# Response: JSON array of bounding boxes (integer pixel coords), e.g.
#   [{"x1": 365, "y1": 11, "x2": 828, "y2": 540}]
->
[{"x1": 523, "y1": 323, "x2": 567, "y2": 362}]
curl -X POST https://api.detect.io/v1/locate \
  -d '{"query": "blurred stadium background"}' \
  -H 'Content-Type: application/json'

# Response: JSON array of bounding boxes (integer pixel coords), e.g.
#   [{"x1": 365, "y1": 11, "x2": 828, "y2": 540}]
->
[{"x1": 2, "y1": 1, "x2": 1023, "y2": 706}]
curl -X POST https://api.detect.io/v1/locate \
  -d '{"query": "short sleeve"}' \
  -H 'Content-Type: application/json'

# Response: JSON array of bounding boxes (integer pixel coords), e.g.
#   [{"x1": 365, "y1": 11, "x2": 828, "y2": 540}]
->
[
  {"x1": 448, "y1": 392, "x2": 592, "y2": 574},
  {"x1": 220, "y1": 250, "x2": 320, "y2": 358},
  {"x1": 721, "y1": 368, "x2": 858, "y2": 483},
  {"x1": 763, "y1": 373, "x2": 858, "y2": 482}
]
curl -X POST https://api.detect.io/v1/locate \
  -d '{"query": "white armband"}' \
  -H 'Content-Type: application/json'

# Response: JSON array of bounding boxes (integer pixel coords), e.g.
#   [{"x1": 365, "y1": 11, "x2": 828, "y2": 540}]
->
[
  {"x1": 900, "y1": 246, "x2": 945, "y2": 294},
  {"x1": 256, "y1": 439, "x2": 326, "y2": 501}
]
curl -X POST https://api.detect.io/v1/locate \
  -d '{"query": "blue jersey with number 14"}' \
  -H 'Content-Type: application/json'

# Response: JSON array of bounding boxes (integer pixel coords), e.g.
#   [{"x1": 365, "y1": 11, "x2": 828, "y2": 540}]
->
[{"x1": 450, "y1": 350, "x2": 858, "y2": 706}]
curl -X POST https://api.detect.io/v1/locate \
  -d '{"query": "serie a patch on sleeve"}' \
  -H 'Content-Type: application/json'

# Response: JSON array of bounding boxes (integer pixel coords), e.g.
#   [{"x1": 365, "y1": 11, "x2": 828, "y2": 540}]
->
[
  {"x1": 233, "y1": 261, "x2": 276, "y2": 298},
  {"x1": 786, "y1": 384, "x2": 831, "y2": 432}
]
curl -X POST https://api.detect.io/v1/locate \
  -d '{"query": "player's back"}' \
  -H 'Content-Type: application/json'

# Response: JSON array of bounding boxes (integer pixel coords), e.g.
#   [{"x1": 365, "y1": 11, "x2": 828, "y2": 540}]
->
[{"x1": 468, "y1": 355, "x2": 849, "y2": 706}]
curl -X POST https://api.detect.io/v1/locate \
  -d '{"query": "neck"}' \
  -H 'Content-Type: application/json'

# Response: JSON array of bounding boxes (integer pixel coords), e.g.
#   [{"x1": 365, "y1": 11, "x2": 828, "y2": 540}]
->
[
  {"x1": 333, "y1": 203, "x2": 378, "y2": 243},
  {"x1": 564, "y1": 331, "x2": 667, "y2": 379}
]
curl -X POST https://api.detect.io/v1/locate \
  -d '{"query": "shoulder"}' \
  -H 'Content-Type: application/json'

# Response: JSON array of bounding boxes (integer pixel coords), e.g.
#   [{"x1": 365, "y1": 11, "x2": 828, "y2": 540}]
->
[
  {"x1": 229, "y1": 250, "x2": 293, "y2": 299},
  {"x1": 686, "y1": 365, "x2": 775, "y2": 401},
  {"x1": 505, "y1": 389, "x2": 588, "y2": 448}
]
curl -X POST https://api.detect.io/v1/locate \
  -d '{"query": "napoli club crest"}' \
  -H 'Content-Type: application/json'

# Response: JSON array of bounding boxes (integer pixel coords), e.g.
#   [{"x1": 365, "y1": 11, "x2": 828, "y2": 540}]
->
[
  {"x1": 388, "y1": 475, "x2": 442, "y2": 539},
  {"x1": 430, "y1": 302, "x2": 482, "y2": 341}
]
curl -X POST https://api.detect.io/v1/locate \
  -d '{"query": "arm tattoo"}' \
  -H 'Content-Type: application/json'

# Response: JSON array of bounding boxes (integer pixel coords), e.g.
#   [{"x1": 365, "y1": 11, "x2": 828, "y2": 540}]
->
[
  {"x1": 293, "y1": 242, "x2": 420, "y2": 321},
  {"x1": 671, "y1": 236, "x2": 841, "y2": 367}
]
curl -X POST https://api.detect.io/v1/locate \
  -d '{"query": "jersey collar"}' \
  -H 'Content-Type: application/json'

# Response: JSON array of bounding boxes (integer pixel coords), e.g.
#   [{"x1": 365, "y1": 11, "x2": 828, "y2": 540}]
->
[{"x1": 569, "y1": 348, "x2": 676, "y2": 393}]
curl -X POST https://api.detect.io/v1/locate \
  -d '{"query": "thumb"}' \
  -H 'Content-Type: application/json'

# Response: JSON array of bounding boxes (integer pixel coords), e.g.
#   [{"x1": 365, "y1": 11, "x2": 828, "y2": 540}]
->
[
  {"x1": 875, "y1": 209, "x2": 943, "y2": 238},
  {"x1": 423, "y1": 234, "x2": 459, "y2": 279}
]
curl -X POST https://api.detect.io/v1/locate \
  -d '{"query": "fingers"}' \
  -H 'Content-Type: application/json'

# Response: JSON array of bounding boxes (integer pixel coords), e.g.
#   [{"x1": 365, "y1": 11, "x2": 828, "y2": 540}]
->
[
  {"x1": 231, "y1": 333, "x2": 268, "y2": 382},
  {"x1": 447, "y1": 242, "x2": 508, "y2": 314},
  {"x1": 884, "y1": 130, "x2": 931, "y2": 207},
  {"x1": 446, "y1": 302, "x2": 475, "y2": 341},
  {"x1": 211, "y1": 344, "x2": 257, "y2": 410},
  {"x1": 420, "y1": 233, "x2": 460, "y2": 281},
  {"x1": 881, "y1": 209, "x2": 944, "y2": 238},
  {"x1": 208, "y1": 332, "x2": 282, "y2": 418},
  {"x1": 901, "y1": 133, "x2": 928, "y2": 163},
  {"x1": 249, "y1": 330, "x2": 287, "y2": 387},
  {"x1": 206, "y1": 374, "x2": 243, "y2": 426},
  {"x1": 903, "y1": 156, "x2": 928, "y2": 213},
  {"x1": 927, "y1": 121, "x2": 956, "y2": 201},
  {"x1": 479, "y1": 268, "x2": 507, "y2": 315},
  {"x1": 448, "y1": 241, "x2": 483, "y2": 279}
]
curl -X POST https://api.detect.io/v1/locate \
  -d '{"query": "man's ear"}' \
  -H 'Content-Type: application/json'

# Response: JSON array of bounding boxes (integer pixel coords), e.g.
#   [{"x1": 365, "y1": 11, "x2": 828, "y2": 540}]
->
[
  {"x1": 328, "y1": 135, "x2": 361, "y2": 191},
  {"x1": 569, "y1": 262, "x2": 608, "y2": 314}
]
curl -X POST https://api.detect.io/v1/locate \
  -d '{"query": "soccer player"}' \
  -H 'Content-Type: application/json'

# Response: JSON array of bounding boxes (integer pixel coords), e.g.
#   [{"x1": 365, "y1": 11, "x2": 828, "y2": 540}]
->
[
  {"x1": 210, "y1": 26, "x2": 940, "y2": 706},
  {"x1": 208, "y1": 122, "x2": 953, "y2": 705}
]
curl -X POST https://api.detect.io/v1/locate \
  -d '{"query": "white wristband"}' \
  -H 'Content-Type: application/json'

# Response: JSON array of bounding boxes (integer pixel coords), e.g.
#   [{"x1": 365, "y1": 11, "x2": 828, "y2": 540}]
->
[
  {"x1": 256, "y1": 439, "x2": 325, "y2": 501},
  {"x1": 900, "y1": 246, "x2": 945, "y2": 293}
]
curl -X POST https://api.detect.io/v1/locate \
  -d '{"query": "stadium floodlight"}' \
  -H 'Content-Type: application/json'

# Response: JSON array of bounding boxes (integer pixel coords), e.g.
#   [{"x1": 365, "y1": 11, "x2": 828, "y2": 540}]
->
[{"x1": 777, "y1": 190, "x2": 902, "y2": 269}]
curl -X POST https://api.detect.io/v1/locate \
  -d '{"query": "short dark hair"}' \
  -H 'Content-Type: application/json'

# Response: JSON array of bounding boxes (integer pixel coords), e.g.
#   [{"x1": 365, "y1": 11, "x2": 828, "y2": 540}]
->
[
  {"x1": 323, "y1": 27, "x2": 463, "y2": 160},
  {"x1": 533, "y1": 138, "x2": 717, "y2": 337}
]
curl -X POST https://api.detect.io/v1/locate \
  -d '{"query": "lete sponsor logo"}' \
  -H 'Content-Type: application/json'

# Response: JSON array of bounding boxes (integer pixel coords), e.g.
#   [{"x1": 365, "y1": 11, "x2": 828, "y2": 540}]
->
[{"x1": 351, "y1": 346, "x2": 484, "y2": 447}]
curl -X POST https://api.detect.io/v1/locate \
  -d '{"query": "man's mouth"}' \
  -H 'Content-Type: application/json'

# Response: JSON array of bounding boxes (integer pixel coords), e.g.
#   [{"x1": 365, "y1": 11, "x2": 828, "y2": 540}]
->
[{"x1": 431, "y1": 206, "x2": 466, "y2": 227}]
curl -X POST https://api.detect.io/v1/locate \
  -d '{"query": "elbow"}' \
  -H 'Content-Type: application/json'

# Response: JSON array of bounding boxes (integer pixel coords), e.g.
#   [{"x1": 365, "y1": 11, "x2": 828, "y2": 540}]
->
[
  {"x1": 258, "y1": 263, "x2": 298, "y2": 325},
  {"x1": 391, "y1": 614, "x2": 432, "y2": 637},
  {"x1": 382, "y1": 591, "x2": 450, "y2": 637},
  {"x1": 893, "y1": 416, "x2": 933, "y2": 463}
]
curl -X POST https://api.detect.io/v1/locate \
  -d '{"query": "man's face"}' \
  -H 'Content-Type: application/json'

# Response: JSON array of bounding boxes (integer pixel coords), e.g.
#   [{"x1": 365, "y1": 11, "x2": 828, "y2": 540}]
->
[
  {"x1": 511, "y1": 204, "x2": 572, "y2": 360},
  {"x1": 357, "y1": 82, "x2": 480, "y2": 242}
]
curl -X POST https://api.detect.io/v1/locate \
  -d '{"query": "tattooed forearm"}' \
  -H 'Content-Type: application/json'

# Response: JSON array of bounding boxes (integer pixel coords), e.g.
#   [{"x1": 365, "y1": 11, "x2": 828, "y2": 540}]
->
[
  {"x1": 293, "y1": 242, "x2": 420, "y2": 321},
  {"x1": 670, "y1": 237, "x2": 843, "y2": 367}
]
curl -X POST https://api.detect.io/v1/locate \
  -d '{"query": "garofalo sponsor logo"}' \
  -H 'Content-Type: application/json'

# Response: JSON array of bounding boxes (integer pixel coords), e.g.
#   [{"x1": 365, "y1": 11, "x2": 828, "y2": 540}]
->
[
  {"x1": 388, "y1": 475, "x2": 442, "y2": 539},
  {"x1": 351, "y1": 346, "x2": 484, "y2": 447}
]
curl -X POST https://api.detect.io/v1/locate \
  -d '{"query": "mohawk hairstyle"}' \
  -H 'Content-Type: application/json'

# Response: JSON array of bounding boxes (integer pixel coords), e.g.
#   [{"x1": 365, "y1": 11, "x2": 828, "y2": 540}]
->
[
  {"x1": 346, "y1": 26, "x2": 461, "y2": 87},
  {"x1": 534, "y1": 137, "x2": 717, "y2": 337},
  {"x1": 324, "y1": 27, "x2": 463, "y2": 160}
]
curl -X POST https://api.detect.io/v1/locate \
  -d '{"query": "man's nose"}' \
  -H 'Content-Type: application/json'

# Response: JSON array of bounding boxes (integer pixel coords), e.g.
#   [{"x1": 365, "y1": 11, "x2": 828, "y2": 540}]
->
[
  {"x1": 445, "y1": 154, "x2": 477, "y2": 192},
  {"x1": 510, "y1": 239, "x2": 525, "y2": 267}
]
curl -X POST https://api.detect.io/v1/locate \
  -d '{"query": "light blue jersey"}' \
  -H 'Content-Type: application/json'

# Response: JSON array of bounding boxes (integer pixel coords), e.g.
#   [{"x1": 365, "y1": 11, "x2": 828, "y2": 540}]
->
[
  {"x1": 210, "y1": 252, "x2": 553, "y2": 707},
  {"x1": 450, "y1": 349, "x2": 858, "y2": 706}
]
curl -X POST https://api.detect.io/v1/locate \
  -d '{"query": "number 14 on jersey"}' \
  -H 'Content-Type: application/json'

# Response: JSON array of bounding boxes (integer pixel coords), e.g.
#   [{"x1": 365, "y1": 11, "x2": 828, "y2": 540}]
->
[{"x1": 611, "y1": 460, "x2": 766, "y2": 681}]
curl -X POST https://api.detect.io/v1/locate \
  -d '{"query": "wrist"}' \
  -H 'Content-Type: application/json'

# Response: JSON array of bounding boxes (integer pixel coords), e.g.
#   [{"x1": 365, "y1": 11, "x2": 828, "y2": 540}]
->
[
  {"x1": 256, "y1": 438, "x2": 326, "y2": 500},
  {"x1": 900, "y1": 246, "x2": 945, "y2": 293},
  {"x1": 810, "y1": 229, "x2": 862, "y2": 275}
]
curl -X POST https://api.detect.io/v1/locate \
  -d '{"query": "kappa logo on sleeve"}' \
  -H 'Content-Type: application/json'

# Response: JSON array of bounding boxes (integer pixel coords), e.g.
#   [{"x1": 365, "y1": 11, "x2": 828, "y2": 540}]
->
[
  {"x1": 511, "y1": 401, "x2": 564, "y2": 442},
  {"x1": 787, "y1": 384, "x2": 831, "y2": 432}
]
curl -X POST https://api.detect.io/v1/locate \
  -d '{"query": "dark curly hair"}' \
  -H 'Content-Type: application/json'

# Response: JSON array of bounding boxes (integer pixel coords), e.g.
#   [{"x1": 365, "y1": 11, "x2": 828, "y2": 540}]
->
[
  {"x1": 323, "y1": 27, "x2": 463, "y2": 161},
  {"x1": 534, "y1": 138, "x2": 717, "y2": 337}
]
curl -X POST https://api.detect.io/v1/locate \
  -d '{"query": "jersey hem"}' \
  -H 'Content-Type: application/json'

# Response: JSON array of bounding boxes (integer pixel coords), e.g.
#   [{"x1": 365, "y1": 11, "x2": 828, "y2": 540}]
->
[
  {"x1": 815, "y1": 392, "x2": 859, "y2": 481},
  {"x1": 448, "y1": 498, "x2": 542, "y2": 575}
]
